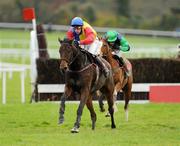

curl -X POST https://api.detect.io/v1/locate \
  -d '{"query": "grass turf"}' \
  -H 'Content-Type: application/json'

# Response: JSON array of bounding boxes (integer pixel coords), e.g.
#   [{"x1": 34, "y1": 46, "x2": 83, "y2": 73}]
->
[{"x1": 0, "y1": 103, "x2": 180, "y2": 146}]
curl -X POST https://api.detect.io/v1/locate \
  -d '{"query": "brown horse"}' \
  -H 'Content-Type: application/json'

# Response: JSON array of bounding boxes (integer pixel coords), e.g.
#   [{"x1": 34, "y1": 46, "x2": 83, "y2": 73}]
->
[
  {"x1": 58, "y1": 38, "x2": 116, "y2": 133},
  {"x1": 100, "y1": 39, "x2": 133, "y2": 121}
]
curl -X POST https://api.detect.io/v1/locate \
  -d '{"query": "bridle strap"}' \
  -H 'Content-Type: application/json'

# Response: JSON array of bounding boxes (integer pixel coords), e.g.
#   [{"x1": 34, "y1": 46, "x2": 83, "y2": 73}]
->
[
  {"x1": 60, "y1": 58, "x2": 69, "y2": 63},
  {"x1": 68, "y1": 48, "x2": 80, "y2": 65}
]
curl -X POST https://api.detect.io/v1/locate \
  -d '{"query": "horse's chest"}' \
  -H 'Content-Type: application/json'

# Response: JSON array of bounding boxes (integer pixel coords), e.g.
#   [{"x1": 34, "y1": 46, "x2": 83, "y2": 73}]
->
[{"x1": 66, "y1": 73, "x2": 84, "y2": 90}]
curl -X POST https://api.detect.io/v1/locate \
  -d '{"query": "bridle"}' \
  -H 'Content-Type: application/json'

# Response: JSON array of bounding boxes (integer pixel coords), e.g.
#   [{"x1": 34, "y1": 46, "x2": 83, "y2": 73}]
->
[
  {"x1": 60, "y1": 43, "x2": 80, "y2": 66},
  {"x1": 101, "y1": 40, "x2": 112, "y2": 57}
]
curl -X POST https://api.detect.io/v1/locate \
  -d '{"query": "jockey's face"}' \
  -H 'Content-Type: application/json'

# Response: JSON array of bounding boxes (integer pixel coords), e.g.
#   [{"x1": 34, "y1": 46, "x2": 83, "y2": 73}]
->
[
  {"x1": 74, "y1": 26, "x2": 82, "y2": 34},
  {"x1": 108, "y1": 42, "x2": 115, "y2": 48}
]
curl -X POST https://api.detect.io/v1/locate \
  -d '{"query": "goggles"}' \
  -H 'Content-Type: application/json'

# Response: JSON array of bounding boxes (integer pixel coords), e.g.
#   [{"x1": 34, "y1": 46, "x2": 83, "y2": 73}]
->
[{"x1": 74, "y1": 26, "x2": 82, "y2": 30}]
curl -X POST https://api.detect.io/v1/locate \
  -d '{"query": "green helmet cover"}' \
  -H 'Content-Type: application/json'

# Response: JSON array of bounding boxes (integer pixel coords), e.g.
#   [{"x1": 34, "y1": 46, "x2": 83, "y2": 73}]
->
[{"x1": 106, "y1": 30, "x2": 118, "y2": 42}]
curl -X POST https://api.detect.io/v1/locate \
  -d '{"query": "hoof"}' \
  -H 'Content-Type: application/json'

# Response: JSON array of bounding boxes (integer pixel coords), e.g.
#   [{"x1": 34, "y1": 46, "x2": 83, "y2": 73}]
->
[
  {"x1": 100, "y1": 108, "x2": 105, "y2": 112},
  {"x1": 111, "y1": 125, "x2": 116, "y2": 129},
  {"x1": 58, "y1": 118, "x2": 64, "y2": 125},
  {"x1": 105, "y1": 112, "x2": 110, "y2": 117},
  {"x1": 92, "y1": 124, "x2": 95, "y2": 130},
  {"x1": 71, "y1": 127, "x2": 79, "y2": 133}
]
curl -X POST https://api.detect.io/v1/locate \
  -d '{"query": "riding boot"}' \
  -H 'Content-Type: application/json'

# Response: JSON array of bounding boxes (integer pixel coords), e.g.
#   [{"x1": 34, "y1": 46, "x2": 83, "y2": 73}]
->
[
  {"x1": 95, "y1": 56, "x2": 109, "y2": 77},
  {"x1": 119, "y1": 57, "x2": 130, "y2": 76}
]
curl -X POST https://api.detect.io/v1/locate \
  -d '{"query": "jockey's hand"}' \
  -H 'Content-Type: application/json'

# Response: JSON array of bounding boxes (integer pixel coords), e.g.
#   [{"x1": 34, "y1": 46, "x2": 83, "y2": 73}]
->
[
  {"x1": 113, "y1": 44, "x2": 120, "y2": 50},
  {"x1": 73, "y1": 40, "x2": 79, "y2": 47}
]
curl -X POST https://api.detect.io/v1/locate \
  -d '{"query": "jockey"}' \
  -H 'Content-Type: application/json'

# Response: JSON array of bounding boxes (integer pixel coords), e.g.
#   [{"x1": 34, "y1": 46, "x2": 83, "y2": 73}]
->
[
  {"x1": 104, "y1": 30, "x2": 130, "y2": 76},
  {"x1": 67, "y1": 17, "x2": 109, "y2": 77}
]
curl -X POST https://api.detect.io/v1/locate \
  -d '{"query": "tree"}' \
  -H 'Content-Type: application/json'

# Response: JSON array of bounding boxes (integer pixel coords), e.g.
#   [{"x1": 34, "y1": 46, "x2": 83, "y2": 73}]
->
[
  {"x1": 83, "y1": 5, "x2": 96, "y2": 23},
  {"x1": 115, "y1": 0, "x2": 130, "y2": 17}
]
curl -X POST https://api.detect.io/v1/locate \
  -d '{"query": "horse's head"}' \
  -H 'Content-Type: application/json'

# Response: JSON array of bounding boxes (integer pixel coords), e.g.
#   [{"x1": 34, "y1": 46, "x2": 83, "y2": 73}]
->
[
  {"x1": 100, "y1": 38, "x2": 112, "y2": 58},
  {"x1": 58, "y1": 38, "x2": 77, "y2": 70}
]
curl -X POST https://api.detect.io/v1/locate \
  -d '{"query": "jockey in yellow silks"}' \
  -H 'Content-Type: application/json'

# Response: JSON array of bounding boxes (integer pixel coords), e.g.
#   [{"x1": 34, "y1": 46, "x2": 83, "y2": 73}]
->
[{"x1": 66, "y1": 17, "x2": 109, "y2": 77}]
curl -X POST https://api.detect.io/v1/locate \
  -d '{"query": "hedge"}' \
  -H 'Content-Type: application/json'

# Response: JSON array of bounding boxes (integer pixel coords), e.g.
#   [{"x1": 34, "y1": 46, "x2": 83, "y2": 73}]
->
[{"x1": 34, "y1": 58, "x2": 180, "y2": 101}]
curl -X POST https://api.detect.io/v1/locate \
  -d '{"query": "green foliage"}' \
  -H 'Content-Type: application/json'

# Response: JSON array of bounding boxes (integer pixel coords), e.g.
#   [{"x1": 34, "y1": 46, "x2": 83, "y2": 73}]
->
[
  {"x1": 0, "y1": 0, "x2": 180, "y2": 30},
  {"x1": 159, "y1": 13, "x2": 180, "y2": 30},
  {"x1": 82, "y1": 5, "x2": 96, "y2": 23},
  {"x1": 115, "y1": 0, "x2": 130, "y2": 17}
]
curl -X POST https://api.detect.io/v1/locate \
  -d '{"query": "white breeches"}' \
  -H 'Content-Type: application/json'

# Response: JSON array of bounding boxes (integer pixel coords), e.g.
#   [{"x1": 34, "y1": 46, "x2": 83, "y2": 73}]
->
[{"x1": 80, "y1": 39, "x2": 103, "y2": 55}]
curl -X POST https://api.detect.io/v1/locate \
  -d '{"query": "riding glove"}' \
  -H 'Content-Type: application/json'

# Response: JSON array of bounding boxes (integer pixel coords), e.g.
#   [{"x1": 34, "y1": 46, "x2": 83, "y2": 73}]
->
[{"x1": 73, "y1": 40, "x2": 79, "y2": 47}]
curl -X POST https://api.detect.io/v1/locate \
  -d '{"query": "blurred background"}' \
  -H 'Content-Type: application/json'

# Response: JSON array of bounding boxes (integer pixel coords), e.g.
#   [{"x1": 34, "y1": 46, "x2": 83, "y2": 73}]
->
[
  {"x1": 0, "y1": 0, "x2": 180, "y2": 103},
  {"x1": 0, "y1": 0, "x2": 180, "y2": 30},
  {"x1": 0, "y1": 0, "x2": 180, "y2": 60}
]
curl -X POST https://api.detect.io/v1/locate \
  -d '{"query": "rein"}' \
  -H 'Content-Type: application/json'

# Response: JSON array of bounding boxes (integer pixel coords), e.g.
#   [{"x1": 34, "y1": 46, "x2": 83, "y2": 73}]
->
[
  {"x1": 67, "y1": 63, "x2": 93, "y2": 73},
  {"x1": 69, "y1": 48, "x2": 80, "y2": 66}
]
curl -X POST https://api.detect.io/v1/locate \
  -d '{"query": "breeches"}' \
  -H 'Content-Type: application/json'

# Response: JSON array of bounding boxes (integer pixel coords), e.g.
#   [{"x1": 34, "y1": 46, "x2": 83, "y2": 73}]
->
[{"x1": 80, "y1": 39, "x2": 102, "y2": 55}]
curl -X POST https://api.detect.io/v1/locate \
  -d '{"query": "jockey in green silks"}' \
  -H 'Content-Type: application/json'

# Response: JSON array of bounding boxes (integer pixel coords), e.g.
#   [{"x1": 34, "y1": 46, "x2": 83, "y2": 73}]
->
[{"x1": 104, "y1": 30, "x2": 130, "y2": 76}]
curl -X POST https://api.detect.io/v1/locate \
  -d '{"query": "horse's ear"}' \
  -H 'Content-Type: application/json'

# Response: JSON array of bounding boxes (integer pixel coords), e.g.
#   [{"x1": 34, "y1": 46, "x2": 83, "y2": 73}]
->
[{"x1": 58, "y1": 38, "x2": 62, "y2": 44}]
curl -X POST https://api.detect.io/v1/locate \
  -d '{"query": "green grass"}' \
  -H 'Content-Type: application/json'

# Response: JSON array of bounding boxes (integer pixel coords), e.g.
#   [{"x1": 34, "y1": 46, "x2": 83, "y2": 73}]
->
[
  {"x1": 0, "y1": 29, "x2": 179, "y2": 49},
  {"x1": 0, "y1": 103, "x2": 180, "y2": 146}
]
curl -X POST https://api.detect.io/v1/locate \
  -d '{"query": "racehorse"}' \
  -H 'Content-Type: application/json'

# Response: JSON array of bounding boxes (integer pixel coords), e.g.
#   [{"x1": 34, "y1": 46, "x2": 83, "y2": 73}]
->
[
  {"x1": 58, "y1": 38, "x2": 116, "y2": 133},
  {"x1": 99, "y1": 38, "x2": 133, "y2": 121}
]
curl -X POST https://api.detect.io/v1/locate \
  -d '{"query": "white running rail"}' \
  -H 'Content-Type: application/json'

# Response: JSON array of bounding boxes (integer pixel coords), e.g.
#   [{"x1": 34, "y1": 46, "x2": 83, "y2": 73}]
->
[
  {"x1": 37, "y1": 83, "x2": 180, "y2": 93},
  {"x1": 0, "y1": 67, "x2": 27, "y2": 104}
]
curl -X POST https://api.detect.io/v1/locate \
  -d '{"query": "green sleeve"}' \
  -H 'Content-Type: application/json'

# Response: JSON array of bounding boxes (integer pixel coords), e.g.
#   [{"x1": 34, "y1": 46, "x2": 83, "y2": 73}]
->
[{"x1": 119, "y1": 37, "x2": 130, "y2": 52}]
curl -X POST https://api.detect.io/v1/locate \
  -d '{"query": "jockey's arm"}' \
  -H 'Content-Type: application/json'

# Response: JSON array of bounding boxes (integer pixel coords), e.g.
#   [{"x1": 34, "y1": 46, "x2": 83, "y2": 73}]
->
[
  {"x1": 66, "y1": 28, "x2": 74, "y2": 40},
  {"x1": 120, "y1": 37, "x2": 130, "y2": 52},
  {"x1": 79, "y1": 27, "x2": 95, "y2": 45}
]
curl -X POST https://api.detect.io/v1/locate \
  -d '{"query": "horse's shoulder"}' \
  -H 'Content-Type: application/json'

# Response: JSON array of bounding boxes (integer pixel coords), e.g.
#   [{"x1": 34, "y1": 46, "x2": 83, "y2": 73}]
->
[{"x1": 80, "y1": 49, "x2": 95, "y2": 63}]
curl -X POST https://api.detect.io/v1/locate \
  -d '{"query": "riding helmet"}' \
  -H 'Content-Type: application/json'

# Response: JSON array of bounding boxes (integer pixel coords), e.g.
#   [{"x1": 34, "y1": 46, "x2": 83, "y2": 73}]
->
[
  {"x1": 106, "y1": 30, "x2": 118, "y2": 42},
  {"x1": 71, "y1": 17, "x2": 83, "y2": 26}
]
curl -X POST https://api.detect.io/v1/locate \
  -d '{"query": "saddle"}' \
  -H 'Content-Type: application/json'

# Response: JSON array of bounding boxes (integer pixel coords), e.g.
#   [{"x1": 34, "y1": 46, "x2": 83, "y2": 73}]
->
[
  {"x1": 112, "y1": 55, "x2": 123, "y2": 67},
  {"x1": 80, "y1": 49, "x2": 100, "y2": 67}
]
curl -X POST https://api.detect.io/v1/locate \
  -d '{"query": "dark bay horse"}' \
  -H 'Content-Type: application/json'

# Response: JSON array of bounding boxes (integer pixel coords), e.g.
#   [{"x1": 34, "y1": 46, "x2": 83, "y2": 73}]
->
[
  {"x1": 58, "y1": 38, "x2": 116, "y2": 133},
  {"x1": 100, "y1": 39, "x2": 133, "y2": 121}
]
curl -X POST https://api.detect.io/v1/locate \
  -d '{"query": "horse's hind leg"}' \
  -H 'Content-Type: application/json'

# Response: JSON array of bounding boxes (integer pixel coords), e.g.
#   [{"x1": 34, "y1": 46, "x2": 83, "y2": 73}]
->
[
  {"x1": 58, "y1": 93, "x2": 66, "y2": 124},
  {"x1": 113, "y1": 89, "x2": 118, "y2": 112},
  {"x1": 98, "y1": 94, "x2": 105, "y2": 112},
  {"x1": 123, "y1": 88, "x2": 131, "y2": 122},
  {"x1": 86, "y1": 97, "x2": 97, "y2": 130},
  {"x1": 105, "y1": 89, "x2": 118, "y2": 117}
]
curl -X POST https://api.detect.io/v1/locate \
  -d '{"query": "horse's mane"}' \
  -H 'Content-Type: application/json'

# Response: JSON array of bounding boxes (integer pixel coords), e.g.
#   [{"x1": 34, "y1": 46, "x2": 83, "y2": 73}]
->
[{"x1": 61, "y1": 38, "x2": 73, "y2": 44}]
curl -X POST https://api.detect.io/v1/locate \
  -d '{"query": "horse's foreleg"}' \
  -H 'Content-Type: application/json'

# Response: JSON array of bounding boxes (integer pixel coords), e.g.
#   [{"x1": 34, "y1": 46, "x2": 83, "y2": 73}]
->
[
  {"x1": 58, "y1": 93, "x2": 66, "y2": 124},
  {"x1": 86, "y1": 97, "x2": 97, "y2": 130},
  {"x1": 71, "y1": 95, "x2": 87, "y2": 133}
]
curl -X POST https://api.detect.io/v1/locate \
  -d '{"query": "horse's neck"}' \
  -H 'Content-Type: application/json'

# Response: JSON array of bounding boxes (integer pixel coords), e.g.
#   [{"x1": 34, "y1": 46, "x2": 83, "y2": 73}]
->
[
  {"x1": 106, "y1": 53, "x2": 114, "y2": 65},
  {"x1": 69, "y1": 51, "x2": 90, "y2": 70}
]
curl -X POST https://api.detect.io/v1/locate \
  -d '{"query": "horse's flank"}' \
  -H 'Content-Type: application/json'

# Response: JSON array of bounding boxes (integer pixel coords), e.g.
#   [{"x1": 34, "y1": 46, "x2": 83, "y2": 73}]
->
[{"x1": 100, "y1": 39, "x2": 133, "y2": 121}]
